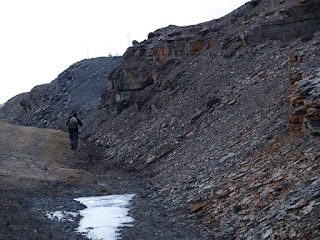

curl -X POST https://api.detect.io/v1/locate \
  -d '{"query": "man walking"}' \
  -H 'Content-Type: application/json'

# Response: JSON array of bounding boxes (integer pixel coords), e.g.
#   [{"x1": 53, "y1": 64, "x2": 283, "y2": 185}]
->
[{"x1": 66, "y1": 112, "x2": 83, "y2": 150}]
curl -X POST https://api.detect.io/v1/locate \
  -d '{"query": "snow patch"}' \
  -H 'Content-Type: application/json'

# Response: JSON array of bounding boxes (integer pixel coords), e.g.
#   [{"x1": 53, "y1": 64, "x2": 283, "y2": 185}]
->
[{"x1": 74, "y1": 194, "x2": 135, "y2": 240}]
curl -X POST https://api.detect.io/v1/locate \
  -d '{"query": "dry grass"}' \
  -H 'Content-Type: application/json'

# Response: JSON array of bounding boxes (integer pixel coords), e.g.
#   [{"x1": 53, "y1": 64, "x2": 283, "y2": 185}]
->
[{"x1": 0, "y1": 119, "x2": 95, "y2": 188}]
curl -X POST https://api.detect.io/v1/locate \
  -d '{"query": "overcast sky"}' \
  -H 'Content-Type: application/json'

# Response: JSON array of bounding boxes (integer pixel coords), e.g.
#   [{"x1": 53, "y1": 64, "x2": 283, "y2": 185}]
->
[{"x1": 0, "y1": 0, "x2": 249, "y2": 104}]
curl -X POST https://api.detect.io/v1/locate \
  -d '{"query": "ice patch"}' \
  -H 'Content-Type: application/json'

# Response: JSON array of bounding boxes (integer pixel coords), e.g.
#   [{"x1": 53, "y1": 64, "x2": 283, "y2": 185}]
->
[
  {"x1": 74, "y1": 194, "x2": 135, "y2": 240},
  {"x1": 46, "y1": 211, "x2": 78, "y2": 222}
]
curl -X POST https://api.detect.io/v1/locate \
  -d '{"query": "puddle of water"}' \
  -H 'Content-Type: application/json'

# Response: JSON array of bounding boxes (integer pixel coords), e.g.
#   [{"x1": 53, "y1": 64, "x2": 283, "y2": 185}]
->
[{"x1": 74, "y1": 194, "x2": 135, "y2": 240}]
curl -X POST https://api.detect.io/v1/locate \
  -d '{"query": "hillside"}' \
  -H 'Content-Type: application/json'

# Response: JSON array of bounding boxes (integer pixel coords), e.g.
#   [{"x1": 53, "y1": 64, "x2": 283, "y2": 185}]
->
[
  {"x1": 1, "y1": 0, "x2": 320, "y2": 239},
  {"x1": 0, "y1": 119, "x2": 92, "y2": 239}
]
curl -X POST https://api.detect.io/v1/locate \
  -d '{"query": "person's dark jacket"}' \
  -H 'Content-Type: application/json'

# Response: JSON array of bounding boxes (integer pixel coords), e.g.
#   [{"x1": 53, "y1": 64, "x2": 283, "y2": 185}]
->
[{"x1": 66, "y1": 116, "x2": 83, "y2": 133}]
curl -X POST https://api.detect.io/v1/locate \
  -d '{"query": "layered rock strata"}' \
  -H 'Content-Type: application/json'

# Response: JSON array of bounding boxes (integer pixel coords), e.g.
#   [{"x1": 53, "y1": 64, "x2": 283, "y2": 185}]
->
[
  {"x1": 244, "y1": 0, "x2": 320, "y2": 44},
  {"x1": 102, "y1": 0, "x2": 320, "y2": 117},
  {"x1": 288, "y1": 62, "x2": 320, "y2": 134}
]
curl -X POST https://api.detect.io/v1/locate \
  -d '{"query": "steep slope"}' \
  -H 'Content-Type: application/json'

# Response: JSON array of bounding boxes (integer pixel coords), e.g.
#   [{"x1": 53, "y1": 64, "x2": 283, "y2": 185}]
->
[
  {"x1": 89, "y1": 0, "x2": 320, "y2": 238},
  {"x1": 0, "y1": 57, "x2": 122, "y2": 131},
  {"x1": 1, "y1": 0, "x2": 320, "y2": 239}
]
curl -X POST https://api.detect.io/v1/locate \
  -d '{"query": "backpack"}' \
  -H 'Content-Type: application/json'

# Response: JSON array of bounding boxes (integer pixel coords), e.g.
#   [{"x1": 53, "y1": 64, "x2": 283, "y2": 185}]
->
[{"x1": 68, "y1": 116, "x2": 78, "y2": 129}]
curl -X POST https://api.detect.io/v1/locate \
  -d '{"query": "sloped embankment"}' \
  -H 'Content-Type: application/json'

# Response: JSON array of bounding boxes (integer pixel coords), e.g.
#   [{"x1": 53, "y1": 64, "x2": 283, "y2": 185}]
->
[
  {"x1": 0, "y1": 120, "x2": 95, "y2": 239},
  {"x1": 0, "y1": 120, "x2": 146, "y2": 240},
  {"x1": 0, "y1": 120, "x2": 95, "y2": 185}
]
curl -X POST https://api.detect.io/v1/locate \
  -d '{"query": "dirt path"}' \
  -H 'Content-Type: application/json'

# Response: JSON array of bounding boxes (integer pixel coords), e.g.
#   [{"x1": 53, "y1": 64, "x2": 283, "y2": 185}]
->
[{"x1": 0, "y1": 120, "x2": 144, "y2": 239}]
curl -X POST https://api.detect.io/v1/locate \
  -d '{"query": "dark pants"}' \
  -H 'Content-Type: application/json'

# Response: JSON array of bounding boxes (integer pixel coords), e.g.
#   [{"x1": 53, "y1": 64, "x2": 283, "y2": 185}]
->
[{"x1": 69, "y1": 131, "x2": 78, "y2": 150}]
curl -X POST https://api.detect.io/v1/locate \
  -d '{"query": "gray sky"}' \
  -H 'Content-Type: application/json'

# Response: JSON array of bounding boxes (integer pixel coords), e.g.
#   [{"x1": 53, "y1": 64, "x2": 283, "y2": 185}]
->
[{"x1": 0, "y1": 0, "x2": 249, "y2": 104}]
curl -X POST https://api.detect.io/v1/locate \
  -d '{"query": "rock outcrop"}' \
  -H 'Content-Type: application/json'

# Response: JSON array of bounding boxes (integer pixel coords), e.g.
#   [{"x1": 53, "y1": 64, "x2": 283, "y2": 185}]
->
[
  {"x1": 1, "y1": 0, "x2": 320, "y2": 239},
  {"x1": 102, "y1": 0, "x2": 320, "y2": 117},
  {"x1": 288, "y1": 51, "x2": 320, "y2": 134},
  {"x1": 101, "y1": 24, "x2": 216, "y2": 114},
  {"x1": 244, "y1": 0, "x2": 320, "y2": 44}
]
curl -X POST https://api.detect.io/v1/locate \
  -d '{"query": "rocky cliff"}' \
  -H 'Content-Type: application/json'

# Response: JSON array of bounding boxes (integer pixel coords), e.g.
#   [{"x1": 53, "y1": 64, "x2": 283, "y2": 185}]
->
[{"x1": 1, "y1": 0, "x2": 320, "y2": 239}]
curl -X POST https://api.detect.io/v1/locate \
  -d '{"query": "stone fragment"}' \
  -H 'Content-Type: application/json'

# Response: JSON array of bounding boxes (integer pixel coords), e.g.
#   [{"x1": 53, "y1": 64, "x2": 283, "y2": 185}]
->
[
  {"x1": 228, "y1": 99, "x2": 236, "y2": 106},
  {"x1": 148, "y1": 32, "x2": 155, "y2": 39},
  {"x1": 311, "y1": 78, "x2": 320, "y2": 85},
  {"x1": 287, "y1": 200, "x2": 308, "y2": 211},
  {"x1": 289, "y1": 52, "x2": 300, "y2": 62},
  {"x1": 157, "y1": 149, "x2": 173, "y2": 159},
  {"x1": 190, "y1": 40, "x2": 205, "y2": 54},
  {"x1": 281, "y1": 150, "x2": 290, "y2": 156},
  {"x1": 146, "y1": 155, "x2": 159, "y2": 165},
  {"x1": 302, "y1": 200, "x2": 316, "y2": 215},
  {"x1": 249, "y1": 0, "x2": 261, "y2": 7},
  {"x1": 219, "y1": 153, "x2": 236, "y2": 163},
  {"x1": 289, "y1": 229, "x2": 297, "y2": 238},
  {"x1": 229, "y1": 139, "x2": 241, "y2": 147},
  {"x1": 132, "y1": 40, "x2": 139, "y2": 46},
  {"x1": 233, "y1": 204, "x2": 242, "y2": 213},
  {"x1": 262, "y1": 229, "x2": 273, "y2": 239},
  {"x1": 249, "y1": 182, "x2": 263, "y2": 189},
  {"x1": 300, "y1": 85, "x2": 313, "y2": 95},
  {"x1": 202, "y1": 184, "x2": 214, "y2": 191},
  {"x1": 190, "y1": 110, "x2": 204, "y2": 123},
  {"x1": 190, "y1": 202, "x2": 207, "y2": 213},
  {"x1": 207, "y1": 97, "x2": 220, "y2": 108},
  {"x1": 295, "y1": 79, "x2": 310, "y2": 88},
  {"x1": 214, "y1": 232, "x2": 225, "y2": 238},
  {"x1": 289, "y1": 69, "x2": 303, "y2": 85}
]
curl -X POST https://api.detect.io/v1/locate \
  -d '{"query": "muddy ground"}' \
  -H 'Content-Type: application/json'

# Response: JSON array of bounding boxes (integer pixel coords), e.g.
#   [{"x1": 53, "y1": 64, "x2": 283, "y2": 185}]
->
[{"x1": 0, "y1": 120, "x2": 200, "y2": 240}]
